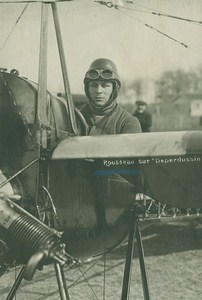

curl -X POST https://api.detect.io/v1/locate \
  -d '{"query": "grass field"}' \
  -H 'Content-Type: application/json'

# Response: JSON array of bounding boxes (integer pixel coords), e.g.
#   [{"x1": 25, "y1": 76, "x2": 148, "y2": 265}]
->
[{"x1": 1, "y1": 218, "x2": 202, "y2": 300}]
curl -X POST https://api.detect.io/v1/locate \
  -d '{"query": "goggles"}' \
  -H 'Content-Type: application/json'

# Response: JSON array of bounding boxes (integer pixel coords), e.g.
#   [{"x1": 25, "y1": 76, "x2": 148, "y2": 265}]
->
[{"x1": 85, "y1": 68, "x2": 116, "y2": 80}]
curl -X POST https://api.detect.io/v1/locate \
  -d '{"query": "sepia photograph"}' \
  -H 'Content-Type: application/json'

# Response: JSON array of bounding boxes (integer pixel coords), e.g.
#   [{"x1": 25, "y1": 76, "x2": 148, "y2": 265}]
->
[{"x1": 0, "y1": 0, "x2": 202, "y2": 299}]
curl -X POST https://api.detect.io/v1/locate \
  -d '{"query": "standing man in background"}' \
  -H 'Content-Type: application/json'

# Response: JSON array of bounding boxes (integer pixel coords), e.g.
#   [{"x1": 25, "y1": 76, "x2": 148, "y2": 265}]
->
[{"x1": 133, "y1": 100, "x2": 152, "y2": 132}]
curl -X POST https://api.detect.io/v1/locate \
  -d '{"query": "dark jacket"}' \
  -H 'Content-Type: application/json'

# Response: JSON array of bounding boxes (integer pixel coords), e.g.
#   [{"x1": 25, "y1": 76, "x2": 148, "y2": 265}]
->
[
  {"x1": 81, "y1": 104, "x2": 141, "y2": 135},
  {"x1": 133, "y1": 111, "x2": 152, "y2": 132}
]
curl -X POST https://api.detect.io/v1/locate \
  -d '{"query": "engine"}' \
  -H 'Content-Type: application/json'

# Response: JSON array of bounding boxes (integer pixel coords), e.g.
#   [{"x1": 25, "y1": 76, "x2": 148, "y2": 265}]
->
[{"x1": 0, "y1": 171, "x2": 68, "y2": 281}]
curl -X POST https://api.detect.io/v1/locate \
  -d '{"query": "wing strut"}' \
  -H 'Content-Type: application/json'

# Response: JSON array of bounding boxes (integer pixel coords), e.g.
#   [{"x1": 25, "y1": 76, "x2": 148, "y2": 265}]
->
[
  {"x1": 37, "y1": 2, "x2": 78, "y2": 135},
  {"x1": 51, "y1": 2, "x2": 78, "y2": 135},
  {"x1": 37, "y1": 3, "x2": 48, "y2": 125}
]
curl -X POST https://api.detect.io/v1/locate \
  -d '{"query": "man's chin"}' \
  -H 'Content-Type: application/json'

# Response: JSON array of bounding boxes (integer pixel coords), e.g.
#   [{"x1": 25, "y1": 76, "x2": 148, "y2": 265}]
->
[{"x1": 93, "y1": 101, "x2": 105, "y2": 107}]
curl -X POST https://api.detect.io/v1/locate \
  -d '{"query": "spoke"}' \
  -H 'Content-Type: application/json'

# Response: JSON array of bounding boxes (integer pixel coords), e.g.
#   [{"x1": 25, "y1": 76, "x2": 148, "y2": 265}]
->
[
  {"x1": 77, "y1": 266, "x2": 100, "y2": 300},
  {"x1": 68, "y1": 256, "x2": 103, "y2": 289},
  {"x1": 102, "y1": 232, "x2": 107, "y2": 300},
  {"x1": 102, "y1": 252, "x2": 106, "y2": 300},
  {"x1": 68, "y1": 254, "x2": 109, "y2": 300}
]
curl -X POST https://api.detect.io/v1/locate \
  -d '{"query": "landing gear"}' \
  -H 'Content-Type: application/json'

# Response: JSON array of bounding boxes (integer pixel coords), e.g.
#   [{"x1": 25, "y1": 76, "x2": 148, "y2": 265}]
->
[
  {"x1": 6, "y1": 267, "x2": 26, "y2": 300},
  {"x1": 121, "y1": 205, "x2": 151, "y2": 300},
  {"x1": 2, "y1": 198, "x2": 150, "y2": 300},
  {"x1": 6, "y1": 263, "x2": 70, "y2": 300}
]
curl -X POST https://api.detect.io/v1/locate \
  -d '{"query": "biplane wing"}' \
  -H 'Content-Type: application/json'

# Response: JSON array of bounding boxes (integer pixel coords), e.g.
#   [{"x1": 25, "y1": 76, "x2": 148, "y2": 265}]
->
[{"x1": 51, "y1": 131, "x2": 202, "y2": 209}]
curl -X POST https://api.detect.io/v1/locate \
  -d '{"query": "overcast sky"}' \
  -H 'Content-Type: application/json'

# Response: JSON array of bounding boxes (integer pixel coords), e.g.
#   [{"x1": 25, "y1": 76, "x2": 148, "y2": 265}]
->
[{"x1": 0, "y1": 0, "x2": 202, "y2": 94}]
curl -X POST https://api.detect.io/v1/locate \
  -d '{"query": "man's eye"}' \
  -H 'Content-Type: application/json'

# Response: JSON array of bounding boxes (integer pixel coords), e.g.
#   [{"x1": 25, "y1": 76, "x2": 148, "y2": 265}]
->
[{"x1": 89, "y1": 83, "x2": 96, "y2": 87}]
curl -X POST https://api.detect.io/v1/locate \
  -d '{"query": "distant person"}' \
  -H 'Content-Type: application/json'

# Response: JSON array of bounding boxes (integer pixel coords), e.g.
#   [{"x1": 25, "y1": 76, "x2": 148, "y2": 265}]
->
[
  {"x1": 81, "y1": 58, "x2": 141, "y2": 135},
  {"x1": 133, "y1": 100, "x2": 152, "y2": 132}
]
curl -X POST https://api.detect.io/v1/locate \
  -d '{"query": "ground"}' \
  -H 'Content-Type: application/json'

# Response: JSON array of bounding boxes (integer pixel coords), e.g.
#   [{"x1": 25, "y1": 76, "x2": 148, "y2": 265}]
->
[{"x1": 1, "y1": 218, "x2": 202, "y2": 300}]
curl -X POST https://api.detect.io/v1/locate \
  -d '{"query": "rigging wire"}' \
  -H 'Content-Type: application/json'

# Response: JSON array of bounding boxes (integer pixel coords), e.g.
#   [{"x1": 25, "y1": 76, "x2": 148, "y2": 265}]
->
[
  {"x1": 144, "y1": 22, "x2": 188, "y2": 48},
  {"x1": 95, "y1": 1, "x2": 189, "y2": 49},
  {"x1": 126, "y1": 1, "x2": 169, "y2": 14},
  {"x1": 0, "y1": 3, "x2": 29, "y2": 53},
  {"x1": 119, "y1": 3, "x2": 202, "y2": 26},
  {"x1": 151, "y1": 11, "x2": 202, "y2": 25},
  {"x1": 103, "y1": 252, "x2": 106, "y2": 300},
  {"x1": 116, "y1": 7, "x2": 189, "y2": 48},
  {"x1": 67, "y1": 250, "x2": 115, "y2": 300},
  {"x1": 68, "y1": 255, "x2": 104, "y2": 288},
  {"x1": 102, "y1": 224, "x2": 108, "y2": 300},
  {"x1": 77, "y1": 265, "x2": 100, "y2": 300},
  {"x1": 105, "y1": 0, "x2": 202, "y2": 25},
  {"x1": 131, "y1": 1, "x2": 202, "y2": 25}
]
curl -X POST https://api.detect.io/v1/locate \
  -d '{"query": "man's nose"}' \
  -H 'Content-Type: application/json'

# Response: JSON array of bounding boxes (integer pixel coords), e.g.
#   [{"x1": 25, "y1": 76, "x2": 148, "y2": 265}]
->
[{"x1": 96, "y1": 84, "x2": 103, "y2": 93}]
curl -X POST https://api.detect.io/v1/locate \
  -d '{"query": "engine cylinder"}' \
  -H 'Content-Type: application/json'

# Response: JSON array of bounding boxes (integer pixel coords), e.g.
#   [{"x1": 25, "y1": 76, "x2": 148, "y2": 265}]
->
[
  {"x1": 0, "y1": 198, "x2": 61, "y2": 264},
  {"x1": 9, "y1": 214, "x2": 60, "y2": 260}
]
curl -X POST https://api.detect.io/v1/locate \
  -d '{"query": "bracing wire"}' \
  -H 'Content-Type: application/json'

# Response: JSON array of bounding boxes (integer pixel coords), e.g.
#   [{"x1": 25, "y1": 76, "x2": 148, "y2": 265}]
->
[
  {"x1": 151, "y1": 11, "x2": 202, "y2": 25},
  {"x1": 144, "y1": 22, "x2": 188, "y2": 48},
  {"x1": 119, "y1": 3, "x2": 202, "y2": 26},
  {"x1": 67, "y1": 251, "x2": 113, "y2": 300},
  {"x1": 0, "y1": 3, "x2": 29, "y2": 53},
  {"x1": 102, "y1": 195, "x2": 107, "y2": 300},
  {"x1": 68, "y1": 255, "x2": 103, "y2": 288},
  {"x1": 77, "y1": 266, "x2": 100, "y2": 300},
  {"x1": 95, "y1": 1, "x2": 189, "y2": 49},
  {"x1": 129, "y1": 1, "x2": 202, "y2": 25},
  {"x1": 103, "y1": 251, "x2": 106, "y2": 300},
  {"x1": 116, "y1": 7, "x2": 189, "y2": 48},
  {"x1": 55, "y1": 257, "x2": 103, "y2": 300}
]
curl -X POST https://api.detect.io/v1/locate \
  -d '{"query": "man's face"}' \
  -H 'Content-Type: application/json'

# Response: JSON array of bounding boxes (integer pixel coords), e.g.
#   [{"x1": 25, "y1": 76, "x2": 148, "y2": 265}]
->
[
  {"x1": 88, "y1": 81, "x2": 113, "y2": 107},
  {"x1": 137, "y1": 104, "x2": 146, "y2": 113}
]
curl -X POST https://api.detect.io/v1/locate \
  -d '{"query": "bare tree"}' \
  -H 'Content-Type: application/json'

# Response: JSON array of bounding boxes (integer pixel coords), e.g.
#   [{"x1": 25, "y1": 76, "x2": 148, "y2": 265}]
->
[
  {"x1": 130, "y1": 78, "x2": 143, "y2": 99},
  {"x1": 155, "y1": 68, "x2": 202, "y2": 101}
]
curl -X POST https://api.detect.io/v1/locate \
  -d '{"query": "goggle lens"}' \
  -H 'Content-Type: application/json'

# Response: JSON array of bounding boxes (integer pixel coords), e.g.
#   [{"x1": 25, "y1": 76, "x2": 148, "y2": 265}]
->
[
  {"x1": 86, "y1": 69, "x2": 114, "y2": 80},
  {"x1": 87, "y1": 69, "x2": 99, "y2": 79},
  {"x1": 101, "y1": 69, "x2": 113, "y2": 79}
]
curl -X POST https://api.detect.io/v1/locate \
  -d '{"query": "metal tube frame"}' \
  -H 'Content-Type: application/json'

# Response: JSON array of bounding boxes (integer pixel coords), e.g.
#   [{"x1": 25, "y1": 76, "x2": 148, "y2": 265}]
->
[
  {"x1": 6, "y1": 264, "x2": 70, "y2": 300},
  {"x1": 4, "y1": 4, "x2": 73, "y2": 300},
  {"x1": 121, "y1": 206, "x2": 151, "y2": 300},
  {"x1": 51, "y1": 2, "x2": 78, "y2": 135},
  {"x1": 54, "y1": 262, "x2": 70, "y2": 300},
  {"x1": 6, "y1": 267, "x2": 26, "y2": 300}
]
